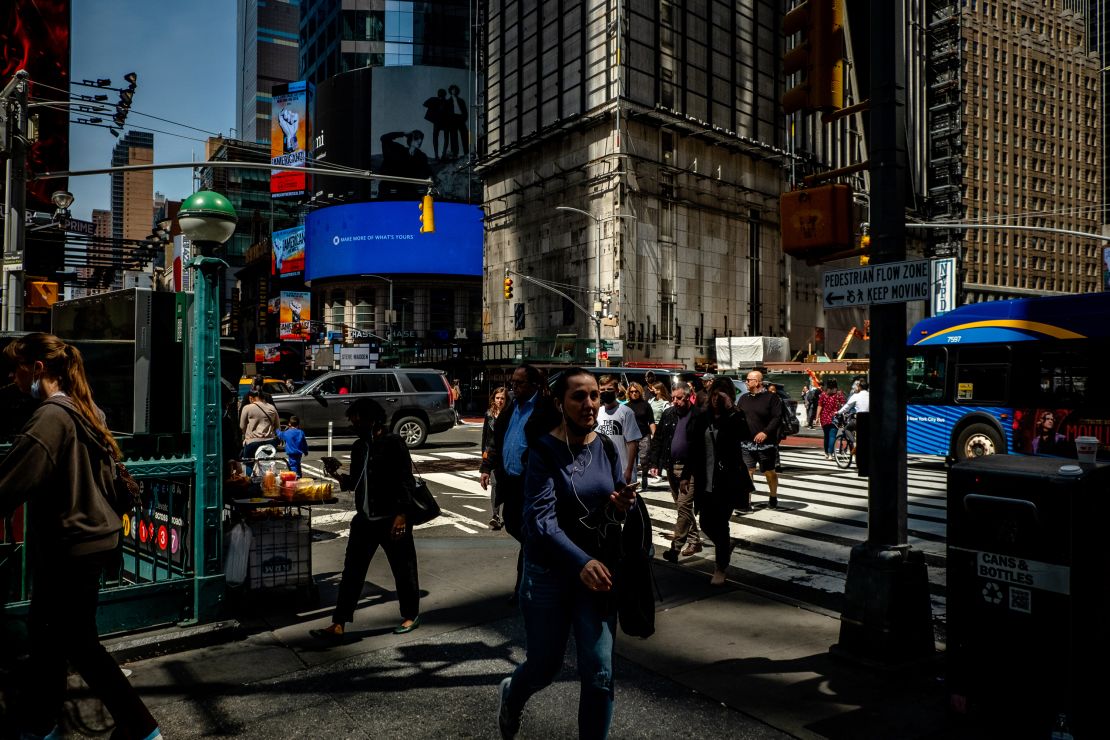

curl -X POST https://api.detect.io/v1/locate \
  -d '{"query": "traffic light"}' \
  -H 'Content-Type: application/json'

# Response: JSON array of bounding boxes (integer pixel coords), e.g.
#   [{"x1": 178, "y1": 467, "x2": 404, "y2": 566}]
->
[
  {"x1": 859, "y1": 233, "x2": 871, "y2": 265},
  {"x1": 782, "y1": 0, "x2": 844, "y2": 115},
  {"x1": 419, "y1": 194, "x2": 435, "y2": 233},
  {"x1": 503, "y1": 276, "x2": 514, "y2": 301},
  {"x1": 780, "y1": 183, "x2": 853, "y2": 263}
]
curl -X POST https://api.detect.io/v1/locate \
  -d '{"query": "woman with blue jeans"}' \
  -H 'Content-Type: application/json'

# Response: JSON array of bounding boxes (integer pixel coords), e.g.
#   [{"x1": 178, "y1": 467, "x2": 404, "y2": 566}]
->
[
  {"x1": 497, "y1": 368, "x2": 638, "y2": 740},
  {"x1": 818, "y1": 380, "x2": 846, "y2": 460}
]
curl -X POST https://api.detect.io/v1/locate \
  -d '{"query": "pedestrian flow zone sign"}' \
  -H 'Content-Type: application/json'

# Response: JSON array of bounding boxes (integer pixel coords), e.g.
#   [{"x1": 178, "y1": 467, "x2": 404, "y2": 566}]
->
[{"x1": 823, "y1": 259, "x2": 930, "y2": 309}]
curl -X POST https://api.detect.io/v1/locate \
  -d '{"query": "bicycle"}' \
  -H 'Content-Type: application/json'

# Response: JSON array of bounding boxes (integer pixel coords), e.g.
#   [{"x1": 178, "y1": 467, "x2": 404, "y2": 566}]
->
[{"x1": 832, "y1": 413, "x2": 856, "y2": 469}]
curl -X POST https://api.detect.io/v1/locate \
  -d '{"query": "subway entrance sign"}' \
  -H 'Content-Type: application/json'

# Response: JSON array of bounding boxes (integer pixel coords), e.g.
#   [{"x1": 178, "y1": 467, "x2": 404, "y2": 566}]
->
[{"x1": 823, "y1": 259, "x2": 930, "y2": 309}]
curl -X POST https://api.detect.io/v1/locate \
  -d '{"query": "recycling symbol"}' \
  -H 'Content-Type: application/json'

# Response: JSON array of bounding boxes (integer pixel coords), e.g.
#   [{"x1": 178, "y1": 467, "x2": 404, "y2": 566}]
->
[{"x1": 982, "y1": 582, "x2": 1003, "y2": 605}]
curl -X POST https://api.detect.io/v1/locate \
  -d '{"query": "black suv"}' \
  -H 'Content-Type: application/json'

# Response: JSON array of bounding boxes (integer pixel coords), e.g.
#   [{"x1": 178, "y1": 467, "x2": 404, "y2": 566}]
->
[{"x1": 271, "y1": 369, "x2": 454, "y2": 447}]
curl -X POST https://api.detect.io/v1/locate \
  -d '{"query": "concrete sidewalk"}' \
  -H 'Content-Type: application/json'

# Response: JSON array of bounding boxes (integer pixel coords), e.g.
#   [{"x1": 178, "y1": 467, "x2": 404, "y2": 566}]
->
[{"x1": 27, "y1": 528, "x2": 970, "y2": 740}]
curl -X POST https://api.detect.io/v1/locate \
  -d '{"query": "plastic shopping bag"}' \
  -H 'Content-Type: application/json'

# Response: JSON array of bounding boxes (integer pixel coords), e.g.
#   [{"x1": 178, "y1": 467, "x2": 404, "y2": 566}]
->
[{"x1": 226, "y1": 522, "x2": 253, "y2": 587}]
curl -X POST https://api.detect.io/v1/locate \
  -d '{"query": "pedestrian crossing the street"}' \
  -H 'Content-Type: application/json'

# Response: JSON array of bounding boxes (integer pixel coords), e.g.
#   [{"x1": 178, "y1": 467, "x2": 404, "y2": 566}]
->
[{"x1": 300, "y1": 446, "x2": 950, "y2": 617}]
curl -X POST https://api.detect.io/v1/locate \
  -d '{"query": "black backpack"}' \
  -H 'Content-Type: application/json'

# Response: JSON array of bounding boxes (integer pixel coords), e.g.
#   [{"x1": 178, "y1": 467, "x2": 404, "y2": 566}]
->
[{"x1": 778, "y1": 397, "x2": 800, "y2": 440}]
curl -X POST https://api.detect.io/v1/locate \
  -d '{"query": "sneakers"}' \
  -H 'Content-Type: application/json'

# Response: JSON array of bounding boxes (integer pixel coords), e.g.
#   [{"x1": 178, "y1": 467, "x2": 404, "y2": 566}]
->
[
  {"x1": 497, "y1": 676, "x2": 521, "y2": 738},
  {"x1": 680, "y1": 542, "x2": 703, "y2": 557},
  {"x1": 767, "y1": 497, "x2": 779, "y2": 510},
  {"x1": 710, "y1": 569, "x2": 728, "y2": 586},
  {"x1": 489, "y1": 516, "x2": 503, "y2": 531},
  {"x1": 662, "y1": 547, "x2": 679, "y2": 563}
]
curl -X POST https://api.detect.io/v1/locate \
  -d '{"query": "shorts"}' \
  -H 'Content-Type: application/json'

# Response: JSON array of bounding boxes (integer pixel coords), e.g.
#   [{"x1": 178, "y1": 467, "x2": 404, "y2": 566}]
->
[{"x1": 742, "y1": 445, "x2": 779, "y2": 473}]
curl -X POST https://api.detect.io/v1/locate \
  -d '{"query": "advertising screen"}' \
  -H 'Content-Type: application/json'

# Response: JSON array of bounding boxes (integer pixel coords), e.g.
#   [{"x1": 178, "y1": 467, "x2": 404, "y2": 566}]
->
[
  {"x1": 313, "y1": 66, "x2": 480, "y2": 203},
  {"x1": 255, "y1": 343, "x2": 280, "y2": 363},
  {"x1": 272, "y1": 225, "x2": 305, "y2": 277},
  {"x1": 2, "y1": 0, "x2": 70, "y2": 212},
  {"x1": 279, "y1": 291, "x2": 312, "y2": 341},
  {"x1": 305, "y1": 201, "x2": 482, "y2": 281},
  {"x1": 271, "y1": 81, "x2": 312, "y2": 198},
  {"x1": 1103, "y1": 247, "x2": 1109, "y2": 292}
]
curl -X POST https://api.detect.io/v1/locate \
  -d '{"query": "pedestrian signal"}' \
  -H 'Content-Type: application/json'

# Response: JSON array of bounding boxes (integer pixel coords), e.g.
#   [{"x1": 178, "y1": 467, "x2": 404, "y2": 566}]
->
[{"x1": 419, "y1": 194, "x2": 435, "y2": 233}]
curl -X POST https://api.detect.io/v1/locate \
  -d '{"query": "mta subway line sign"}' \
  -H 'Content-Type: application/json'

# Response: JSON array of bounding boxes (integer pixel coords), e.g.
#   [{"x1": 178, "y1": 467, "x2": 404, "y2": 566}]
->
[{"x1": 823, "y1": 259, "x2": 930, "y2": 309}]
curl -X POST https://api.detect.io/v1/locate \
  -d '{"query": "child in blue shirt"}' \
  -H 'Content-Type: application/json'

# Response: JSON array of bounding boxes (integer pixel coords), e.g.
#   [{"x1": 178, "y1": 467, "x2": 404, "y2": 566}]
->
[{"x1": 277, "y1": 416, "x2": 309, "y2": 477}]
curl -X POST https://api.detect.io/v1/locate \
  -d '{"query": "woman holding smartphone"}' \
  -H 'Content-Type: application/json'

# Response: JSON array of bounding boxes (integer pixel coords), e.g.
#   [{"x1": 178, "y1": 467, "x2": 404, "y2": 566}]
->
[{"x1": 496, "y1": 368, "x2": 638, "y2": 740}]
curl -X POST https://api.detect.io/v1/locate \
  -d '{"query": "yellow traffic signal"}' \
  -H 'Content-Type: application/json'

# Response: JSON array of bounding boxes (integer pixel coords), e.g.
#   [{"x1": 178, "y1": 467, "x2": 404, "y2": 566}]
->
[
  {"x1": 859, "y1": 233, "x2": 871, "y2": 265},
  {"x1": 503, "y1": 277, "x2": 514, "y2": 301},
  {"x1": 419, "y1": 194, "x2": 435, "y2": 233},
  {"x1": 782, "y1": 0, "x2": 844, "y2": 115}
]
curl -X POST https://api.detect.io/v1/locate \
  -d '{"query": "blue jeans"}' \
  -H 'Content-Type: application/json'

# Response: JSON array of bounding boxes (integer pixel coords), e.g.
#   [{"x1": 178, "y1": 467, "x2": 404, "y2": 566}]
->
[
  {"x1": 505, "y1": 559, "x2": 617, "y2": 739},
  {"x1": 823, "y1": 423, "x2": 837, "y2": 455}
]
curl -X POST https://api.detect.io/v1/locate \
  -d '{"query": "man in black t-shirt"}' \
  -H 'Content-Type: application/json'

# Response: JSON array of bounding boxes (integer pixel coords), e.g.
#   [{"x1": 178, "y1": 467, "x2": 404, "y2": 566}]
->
[{"x1": 737, "y1": 370, "x2": 782, "y2": 510}]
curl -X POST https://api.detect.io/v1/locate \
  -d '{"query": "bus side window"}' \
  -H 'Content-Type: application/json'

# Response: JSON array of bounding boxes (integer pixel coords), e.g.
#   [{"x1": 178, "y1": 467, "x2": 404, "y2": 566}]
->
[
  {"x1": 1036, "y1": 350, "x2": 1089, "y2": 406},
  {"x1": 907, "y1": 348, "x2": 946, "y2": 402}
]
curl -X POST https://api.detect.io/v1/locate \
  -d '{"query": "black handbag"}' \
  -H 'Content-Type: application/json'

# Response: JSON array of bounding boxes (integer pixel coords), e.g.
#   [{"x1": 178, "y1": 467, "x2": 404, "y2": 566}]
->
[
  {"x1": 407, "y1": 463, "x2": 441, "y2": 526},
  {"x1": 615, "y1": 500, "x2": 658, "y2": 639}
]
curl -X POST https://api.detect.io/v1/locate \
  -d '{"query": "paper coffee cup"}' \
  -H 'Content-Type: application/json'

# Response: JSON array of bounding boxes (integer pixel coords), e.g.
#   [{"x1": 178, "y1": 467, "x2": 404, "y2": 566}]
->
[{"x1": 1075, "y1": 436, "x2": 1099, "y2": 464}]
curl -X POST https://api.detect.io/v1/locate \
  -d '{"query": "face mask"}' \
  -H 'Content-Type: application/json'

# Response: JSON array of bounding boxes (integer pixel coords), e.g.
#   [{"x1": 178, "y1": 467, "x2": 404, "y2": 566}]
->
[
  {"x1": 30, "y1": 376, "x2": 43, "y2": 400},
  {"x1": 600, "y1": 390, "x2": 617, "y2": 405}
]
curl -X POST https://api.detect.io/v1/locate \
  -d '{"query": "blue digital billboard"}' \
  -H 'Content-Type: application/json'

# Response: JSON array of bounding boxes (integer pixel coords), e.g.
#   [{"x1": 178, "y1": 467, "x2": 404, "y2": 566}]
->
[{"x1": 305, "y1": 201, "x2": 483, "y2": 281}]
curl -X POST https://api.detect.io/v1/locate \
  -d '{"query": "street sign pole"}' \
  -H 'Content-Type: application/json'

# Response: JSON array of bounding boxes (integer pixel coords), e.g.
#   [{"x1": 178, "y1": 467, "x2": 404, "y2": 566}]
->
[{"x1": 833, "y1": 0, "x2": 935, "y2": 666}]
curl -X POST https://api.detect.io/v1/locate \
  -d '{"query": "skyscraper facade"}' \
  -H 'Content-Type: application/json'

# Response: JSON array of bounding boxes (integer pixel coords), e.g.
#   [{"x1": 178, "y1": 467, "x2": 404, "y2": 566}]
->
[
  {"x1": 298, "y1": 0, "x2": 474, "y2": 86},
  {"x1": 957, "y1": 0, "x2": 1102, "y2": 300},
  {"x1": 482, "y1": 0, "x2": 797, "y2": 363},
  {"x1": 236, "y1": 0, "x2": 301, "y2": 145},
  {"x1": 108, "y1": 130, "x2": 154, "y2": 291}
]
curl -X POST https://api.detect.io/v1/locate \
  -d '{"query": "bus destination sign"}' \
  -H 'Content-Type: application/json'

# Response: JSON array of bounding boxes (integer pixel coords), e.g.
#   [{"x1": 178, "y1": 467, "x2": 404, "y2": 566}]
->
[{"x1": 823, "y1": 259, "x2": 930, "y2": 309}]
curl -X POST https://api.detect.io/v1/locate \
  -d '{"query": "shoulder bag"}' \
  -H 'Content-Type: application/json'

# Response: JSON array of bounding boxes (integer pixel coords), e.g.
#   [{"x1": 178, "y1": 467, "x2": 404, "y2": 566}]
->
[{"x1": 407, "y1": 459, "x2": 441, "y2": 526}]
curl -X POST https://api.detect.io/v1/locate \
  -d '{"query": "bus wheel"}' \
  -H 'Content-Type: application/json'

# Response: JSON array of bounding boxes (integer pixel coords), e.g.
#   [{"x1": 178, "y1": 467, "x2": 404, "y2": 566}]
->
[{"x1": 955, "y1": 423, "x2": 1002, "y2": 462}]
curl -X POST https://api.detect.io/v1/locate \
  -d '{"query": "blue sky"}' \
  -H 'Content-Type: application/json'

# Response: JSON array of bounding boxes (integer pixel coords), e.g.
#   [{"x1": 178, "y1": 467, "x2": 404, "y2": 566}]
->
[{"x1": 68, "y1": 0, "x2": 237, "y2": 221}]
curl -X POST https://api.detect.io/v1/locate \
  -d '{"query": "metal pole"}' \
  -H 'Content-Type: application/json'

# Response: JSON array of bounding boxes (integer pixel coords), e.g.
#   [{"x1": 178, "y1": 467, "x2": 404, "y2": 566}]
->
[
  {"x1": 3, "y1": 71, "x2": 29, "y2": 331},
  {"x1": 189, "y1": 243, "x2": 227, "y2": 622},
  {"x1": 834, "y1": 0, "x2": 934, "y2": 666},
  {"x1": 595, "y1": 215, "x2": 603, "y2": 362}
]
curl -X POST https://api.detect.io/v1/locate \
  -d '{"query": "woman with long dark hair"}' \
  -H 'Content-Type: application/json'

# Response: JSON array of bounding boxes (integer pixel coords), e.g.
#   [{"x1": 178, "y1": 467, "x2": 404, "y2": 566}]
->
[
  {"x1": 483, "y1": 386, "x2": 508, "y2": 529},
  {"x1": 688, "y1": 376, "x2": 755, "y2": 586},
  {"x1": 818, "y1": 380, "x2": 846, "y2": 460},
  {"x1": 0, "y1": 333, "x2": 162, "y2": 740},
  {"x1": 496, "y1": 368, "x2": 637, "y2": 739}
]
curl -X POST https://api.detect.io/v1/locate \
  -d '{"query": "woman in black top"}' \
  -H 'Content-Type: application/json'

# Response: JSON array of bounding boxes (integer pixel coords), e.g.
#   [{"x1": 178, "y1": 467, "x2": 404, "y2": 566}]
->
[
  {"x1": 483, "y1": 386, "x2": 507, "y2": 529},
  {"x1": 313, "y1": 398, "x2": 421, "y2": 638},
  {"x1": 688, "y1": 376, "x2": 755, "y2": 586},
  {"x1": 625, "y1": 382, "x2": 656, "y2": 491}
]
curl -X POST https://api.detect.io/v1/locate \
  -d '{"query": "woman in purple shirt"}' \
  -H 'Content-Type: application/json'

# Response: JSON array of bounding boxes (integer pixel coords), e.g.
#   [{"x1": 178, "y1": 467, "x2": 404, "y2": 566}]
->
[{"x1": 496, "y1": 368, "x2": 638, "y2": 740}]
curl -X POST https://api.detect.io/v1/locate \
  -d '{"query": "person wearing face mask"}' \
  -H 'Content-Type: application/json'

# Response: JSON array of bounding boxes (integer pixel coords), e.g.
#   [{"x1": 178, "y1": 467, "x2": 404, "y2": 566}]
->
[
  {"x1": 312, "y1": 398, "x2": 421, "y2": 639},
  {"x1": 0, "y1": 333, "x2": 164, "y2": 740},
  {"x1": 496, "y1": 368, "x2": 637, "y2": 739},
  {"x1": 479, "y1": 364, "x2": 559, "y2": 603},
  {"x1": 594, "y1": 375, "x2": 642, "y2": 485}
]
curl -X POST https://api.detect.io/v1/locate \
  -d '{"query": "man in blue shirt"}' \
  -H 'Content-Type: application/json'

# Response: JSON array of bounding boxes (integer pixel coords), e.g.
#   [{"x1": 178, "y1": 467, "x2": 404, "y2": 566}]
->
[{"x1": 479, "y1": 364, "x2": 557, "y2": 602}]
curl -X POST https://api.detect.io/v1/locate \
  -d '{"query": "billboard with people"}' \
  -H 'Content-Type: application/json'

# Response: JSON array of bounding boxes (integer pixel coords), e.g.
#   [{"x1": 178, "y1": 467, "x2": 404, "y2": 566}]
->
[
  {"x1": 270, "y1": 81, "x2": 312, "y2": 198},
  {"x1": 313, "y1": 66, "x2": 479, "y2": 203}
]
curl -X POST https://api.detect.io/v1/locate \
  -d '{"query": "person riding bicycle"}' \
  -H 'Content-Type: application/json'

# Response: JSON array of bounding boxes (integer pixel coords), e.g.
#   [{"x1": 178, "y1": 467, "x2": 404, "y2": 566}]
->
[{"x1": 832, "y1": 381, "x2": 868, "y2": 464}]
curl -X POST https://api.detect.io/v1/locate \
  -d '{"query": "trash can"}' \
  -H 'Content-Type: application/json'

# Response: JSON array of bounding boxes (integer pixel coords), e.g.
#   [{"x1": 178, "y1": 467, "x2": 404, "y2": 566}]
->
[{"x1": 947, "y1": 456, "x2": 1110, "y2": 736}]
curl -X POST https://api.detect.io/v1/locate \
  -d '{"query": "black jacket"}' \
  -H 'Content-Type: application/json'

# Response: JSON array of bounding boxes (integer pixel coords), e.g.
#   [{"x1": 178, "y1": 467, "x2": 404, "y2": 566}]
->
[
  {"x1": 686, "y1": 408, "x2": 754, "y2": 505},
  {"x1": 340, "y1": 431, "x2": 416, "y2": 519},
  {"x1": 478, "y1": 392, "x2": 558, "y2": 480},
  {"x1": 649, "y1": 404, "x2": 700, "y2": 472}
]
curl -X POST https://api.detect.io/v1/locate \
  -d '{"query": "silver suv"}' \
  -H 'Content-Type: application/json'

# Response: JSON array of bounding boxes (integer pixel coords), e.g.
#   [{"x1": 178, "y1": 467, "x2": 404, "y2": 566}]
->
[{"x1": 271, "y1": 369, "x2": 454, "y2": 447}]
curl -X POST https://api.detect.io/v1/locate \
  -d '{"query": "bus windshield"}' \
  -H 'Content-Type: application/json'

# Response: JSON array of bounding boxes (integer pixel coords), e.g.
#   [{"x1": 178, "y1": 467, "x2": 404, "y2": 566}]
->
[{"x1": 905, "y1": 292, "x2": 1110, "y2": 462}]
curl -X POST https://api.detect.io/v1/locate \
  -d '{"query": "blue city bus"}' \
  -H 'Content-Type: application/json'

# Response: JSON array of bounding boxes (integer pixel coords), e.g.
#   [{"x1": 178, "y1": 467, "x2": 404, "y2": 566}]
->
[{"x1": 905, "y1": 292, "x2": 1110, "y2": 463}]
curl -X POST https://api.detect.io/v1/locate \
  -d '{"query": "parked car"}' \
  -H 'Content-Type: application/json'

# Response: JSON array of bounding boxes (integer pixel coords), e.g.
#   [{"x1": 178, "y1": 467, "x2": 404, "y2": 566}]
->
[
  {"x1": 238, "y1": 376, "x2": 292, "y2": 400},
  {"x1": 269, "y1": 368, "x2": 455, "y2": 447}
]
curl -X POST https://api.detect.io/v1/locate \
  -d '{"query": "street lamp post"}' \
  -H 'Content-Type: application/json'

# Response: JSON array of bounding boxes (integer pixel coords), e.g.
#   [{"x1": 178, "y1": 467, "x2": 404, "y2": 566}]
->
[
  {"x1": 176, "y1": 190, "x2": 237, "y2": 623},
  {"x1": 554, "y1": 205, "x2": 636, "y2": 363}
]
